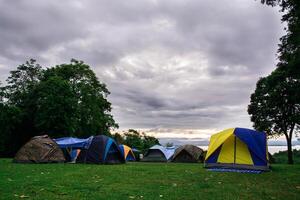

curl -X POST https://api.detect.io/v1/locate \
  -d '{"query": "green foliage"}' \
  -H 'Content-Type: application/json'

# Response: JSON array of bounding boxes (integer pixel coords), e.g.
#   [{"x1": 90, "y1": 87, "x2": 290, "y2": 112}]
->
[
  {"x1": 42, "y1": 59, "x2": 118, "y2": 137},
  {"x1": 34, "y1": 76, "x2": 78, "y2": 137},
  {"x1": 112, "y1": 132, "x2": 125, "y2": 144},
  {"x1": 0, "y1": 104, "x2": 22, "y2": 156},
  {"x1": 0, "y1": 159, "x2": 300, "y2": 199},
  {"x1": 273, "y1": 149, "x2": 300, "y2": 164},
  {"x1": 165, "y1": 142, "x2": 174, "y2": 147},
  {"x1": 250, "y1": 0, "x2": 300, "y2": 164},
  {"x1": 112, "y1": 129, "x2": 160, "y2": 153},
  {"x1": 0, "y1": 59, "x2": 117, "y2": 156},
  {"x1": 248, "y1": 68, "x2": 300, "y2": 136}
]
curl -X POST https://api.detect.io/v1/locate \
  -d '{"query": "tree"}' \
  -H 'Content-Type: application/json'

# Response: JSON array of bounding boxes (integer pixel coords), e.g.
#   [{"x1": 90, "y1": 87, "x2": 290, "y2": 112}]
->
[
  {"x1": 248, "y1": 68, "x2": 300, "y2": 164},
  {"x1": 43, "y1": 59, "x2": 118, "y2": 136},
  {"x1": 0, "y1": 103, "x2": 22, "y2": 156},
  {"x1": 112, "y1": 132, "x2": 125, "y2": 144},
  {"x1": 2, "y1": 59, "x2": 42, "y2": 106},
  {"x1": 249, "y1": 0, "x2": 300, "y2": 164},
  {"x1": 122, "y1": 129, "x2": 160, "y2": 153},
  {"x1": 124, "y1": 129, "x2": 144, "y2": 151},
  {"x1": 0, "y1": 59, "x2": 118, "y2": 156},
  {"x1": 165, "y1": 142, "x2": 174, "y2": 147},
  {"x1": 34, "y1": 76, "x2": 78, "y2": 137}
]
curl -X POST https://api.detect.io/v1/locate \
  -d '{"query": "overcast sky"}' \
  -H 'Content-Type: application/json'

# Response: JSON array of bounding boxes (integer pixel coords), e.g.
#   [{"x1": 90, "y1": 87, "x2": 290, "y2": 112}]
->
[{"x1": 0, "y1": 0, "x2": 285, "y2": 141}]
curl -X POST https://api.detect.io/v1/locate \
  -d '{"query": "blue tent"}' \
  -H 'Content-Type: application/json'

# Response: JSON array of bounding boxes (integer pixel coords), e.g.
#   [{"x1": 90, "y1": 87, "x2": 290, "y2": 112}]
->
[
  {"x1": 54, "y1": 137, "x2": 93, "y2": 162},
  {"x1": 204, "y1": 128, "x2": 269, "y2": 171},
  {"x1": 119, "y1": 145, "x2": 136, "y2": 161},
  {"x1": 54, "y1": 137, "x2": 93, "y2": 149},
  {"x1": 76, "y1": 135, "x2": 125, "y2": 164}
]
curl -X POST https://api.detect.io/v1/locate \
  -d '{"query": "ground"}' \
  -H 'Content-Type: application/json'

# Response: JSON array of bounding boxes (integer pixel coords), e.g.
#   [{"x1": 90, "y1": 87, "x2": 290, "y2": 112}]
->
[{"x1": 0, "y1": 159, "x2": 300, "y2": 200}]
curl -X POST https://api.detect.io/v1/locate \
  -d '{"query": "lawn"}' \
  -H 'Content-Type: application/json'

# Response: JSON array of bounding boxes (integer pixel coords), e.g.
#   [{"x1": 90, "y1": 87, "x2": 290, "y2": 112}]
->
[{"x1": 0, "y1": 159, "x2": 300, "y2": 200}]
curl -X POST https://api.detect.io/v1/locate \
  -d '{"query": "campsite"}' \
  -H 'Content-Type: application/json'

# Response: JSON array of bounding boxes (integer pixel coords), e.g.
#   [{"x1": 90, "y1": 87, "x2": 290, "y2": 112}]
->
[
  {"x1": 0, "y1": 128, "x2": 297, "y2": 199},
  {"x1": 0, "y1": 0, "x2": 300, "y2": 199}
]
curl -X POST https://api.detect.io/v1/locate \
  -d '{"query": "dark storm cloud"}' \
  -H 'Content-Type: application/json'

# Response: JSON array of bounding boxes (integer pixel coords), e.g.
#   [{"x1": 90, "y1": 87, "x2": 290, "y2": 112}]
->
[{"x1": 0, "y1": 0, "x2": 284, "y2": 137}]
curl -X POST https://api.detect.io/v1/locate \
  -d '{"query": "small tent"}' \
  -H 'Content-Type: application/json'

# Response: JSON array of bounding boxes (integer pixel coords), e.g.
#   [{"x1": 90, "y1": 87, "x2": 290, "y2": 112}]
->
[
  {"x1": 204, "y1": 128, "x2": 269, "y2": 171},
  {"x1": 132, "y1": 148, "x2": 141, "y2": 161},
  {"x1": 142, "y1": 145, "x2": 176, "y2": 162},
  {"x1": 14, "y1": 135, "x2": 65, "y2": 163},
  {"x1": 172, "y1": 145, "x2": 204, "y2": 163},
  {"x1": 54, "y1": 137, "x2": 93, "y2": 162},
  {"x1": 119, "y1": 145, "x2": 136, "y2": 161},
  {"x1": 76, "y1": 135, "x2": 125, "y2": 164}
]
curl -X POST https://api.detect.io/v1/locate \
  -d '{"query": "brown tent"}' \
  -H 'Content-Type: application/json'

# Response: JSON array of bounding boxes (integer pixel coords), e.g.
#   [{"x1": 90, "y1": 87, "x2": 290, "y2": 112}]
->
[
  {"x1": 13, "y1": 135, "x2": 65, "y2": 163},
  {"x1": 172, "y1": 145, "x2": 204, "y2": 163}
]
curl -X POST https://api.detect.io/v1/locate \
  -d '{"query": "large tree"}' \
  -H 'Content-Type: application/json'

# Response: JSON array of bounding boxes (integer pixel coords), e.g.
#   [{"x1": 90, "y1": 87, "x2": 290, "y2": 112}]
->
[
  {"x1": 43, "y1": 59, "x2": 118, "y2": 136},
  {"x1": 0, "y1": 59, "x2": 118, "y2": 156},
  {"x1": 248, "y1": 0, "x2": 300, "y2": 164},
  {"x1": 248, "y1": 68, "x2": 300, "y2": 164}
]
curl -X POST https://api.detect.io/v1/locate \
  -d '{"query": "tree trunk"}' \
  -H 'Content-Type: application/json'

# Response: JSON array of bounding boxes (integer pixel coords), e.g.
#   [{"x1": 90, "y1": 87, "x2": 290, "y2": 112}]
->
[{"x1": 285, "y1": 133, "x2": 294, "y2": 164}]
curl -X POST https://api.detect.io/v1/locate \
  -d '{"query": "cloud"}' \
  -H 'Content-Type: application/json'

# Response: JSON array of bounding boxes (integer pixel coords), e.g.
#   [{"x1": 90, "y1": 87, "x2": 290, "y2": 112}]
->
[{"x1": 0, "y1": 0, "x2": 284, "y2": 137}]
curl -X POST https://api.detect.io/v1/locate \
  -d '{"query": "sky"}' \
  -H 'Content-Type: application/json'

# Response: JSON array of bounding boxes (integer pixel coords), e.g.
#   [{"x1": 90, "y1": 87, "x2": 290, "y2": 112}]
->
[{"x1": 0, "y1": 0, "x2": 287, "y2": 143}]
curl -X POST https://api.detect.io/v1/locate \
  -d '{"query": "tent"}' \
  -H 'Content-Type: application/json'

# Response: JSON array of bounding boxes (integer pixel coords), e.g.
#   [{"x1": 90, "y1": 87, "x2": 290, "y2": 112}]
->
[
  {"x1": 54, "y1": 137, "x2": 93, "y2": 162},
  {"x1": 132, "y1": 148, "x2": 141, "y2": 161},
  {"x1": 204, "y1": 128, "x2": 269, "y2": 171},
  {"x1": 142, "y1": 145, "x2": 176, "y2": 162},
  {"x1": 13, "y1": 135, "x2": 65, "y2": 163},
  {"x1": 119, "y1": 145, "x2": 136, "y2": 161},
  {"x1": 76, "y1": 135, "x2": 125, "y2": 164},
  {"x1": 172, "y1": 145, "x2": 204, "y2": 163}
]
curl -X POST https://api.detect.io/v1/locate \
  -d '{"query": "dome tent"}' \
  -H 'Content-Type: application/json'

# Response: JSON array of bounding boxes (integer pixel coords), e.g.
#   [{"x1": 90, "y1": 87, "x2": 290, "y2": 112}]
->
[
  {"x1": 204, "y1": 128, "x2": 269, "y2": 171},
  {"x1": 76, "y1": 135, "x2": 125, "y2": 164},
  {"x1": 172, "y1": 145, "x2": 204, "y2": 163},
  {"x1": 119, "y1": 145, "x2": 136, "y2": 161},
  {"x1": 142, "y1": 145, "x2": 176, "y2": 162},
  {"x1": 14, "y1": 135, "x2": 65, "y2": 163}
]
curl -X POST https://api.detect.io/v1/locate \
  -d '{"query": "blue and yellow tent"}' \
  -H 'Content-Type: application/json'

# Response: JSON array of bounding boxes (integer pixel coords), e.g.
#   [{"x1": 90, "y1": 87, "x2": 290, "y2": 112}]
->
[
  {"x1": 204, "y1": 128, "x2": 269, "y2": 171},
  {"x1": 119, "y1": 145, "x2": 136, "y2": 161}
]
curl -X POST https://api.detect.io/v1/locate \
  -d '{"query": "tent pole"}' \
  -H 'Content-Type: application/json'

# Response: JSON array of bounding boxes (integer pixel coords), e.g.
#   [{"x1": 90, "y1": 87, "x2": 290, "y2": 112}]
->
[{"x1": 234, "y1": 136, "x2": 236, "y2": 164}]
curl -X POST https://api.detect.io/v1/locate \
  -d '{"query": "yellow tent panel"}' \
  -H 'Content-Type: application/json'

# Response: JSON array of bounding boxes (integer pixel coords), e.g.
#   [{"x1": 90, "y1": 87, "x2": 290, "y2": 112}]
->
[
  {"x1": 235, "y1": 137, "x2": 253, "y2": 165},
  {"x1": 217, "y1": 134, "x2": 235, "y2": 163},
  {"x1": 205, "y1": 128, "x2": 235, "y2": 160}
]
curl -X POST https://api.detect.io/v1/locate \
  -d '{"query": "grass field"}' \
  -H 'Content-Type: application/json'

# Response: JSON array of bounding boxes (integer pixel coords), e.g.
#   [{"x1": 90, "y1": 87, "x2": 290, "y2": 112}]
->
[{"x1": 0, "y1": 159, "x2": 300, "y2": 200}]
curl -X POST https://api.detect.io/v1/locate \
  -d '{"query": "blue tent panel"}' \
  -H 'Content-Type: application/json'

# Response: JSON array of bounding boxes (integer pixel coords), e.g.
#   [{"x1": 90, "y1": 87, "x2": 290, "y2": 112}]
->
[
  {"x1": 119, "y1": 145, "x2": 125, "y2": 157},
  {"x1": 103, "y1": 138, "x2": 115, "y2": 161},
  {"x1": 207, "y1": 168, "x2": 263, "y2": 174},
  {"x1": 233, "y1": 128, "x2": 267, "y2": 165},
  {"x1": 54, "y1": 137, "x2": 93, "y2": 149},
  {"x1": 205, "y1": 146, "x2": 222, "y2": 164}
]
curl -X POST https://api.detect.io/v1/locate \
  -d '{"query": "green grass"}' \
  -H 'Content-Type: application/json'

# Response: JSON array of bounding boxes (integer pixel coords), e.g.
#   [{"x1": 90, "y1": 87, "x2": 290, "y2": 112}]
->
[{"x1": 0, "y1": 159, "x2": 300, "y2": 200}]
